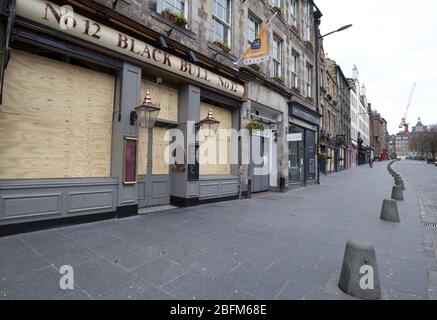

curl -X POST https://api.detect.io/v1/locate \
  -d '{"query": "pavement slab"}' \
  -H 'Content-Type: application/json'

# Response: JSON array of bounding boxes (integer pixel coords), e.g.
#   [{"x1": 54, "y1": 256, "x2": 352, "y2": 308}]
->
[{"x1": 1, "y1": 160, "x2": 435, "y2": 299}]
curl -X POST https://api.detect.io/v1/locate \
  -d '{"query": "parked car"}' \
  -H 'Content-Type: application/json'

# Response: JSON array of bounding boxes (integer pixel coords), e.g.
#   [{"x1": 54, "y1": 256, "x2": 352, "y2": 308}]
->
[{"x1": 427, "y1": 158, "x2": 435, "y2": 164}]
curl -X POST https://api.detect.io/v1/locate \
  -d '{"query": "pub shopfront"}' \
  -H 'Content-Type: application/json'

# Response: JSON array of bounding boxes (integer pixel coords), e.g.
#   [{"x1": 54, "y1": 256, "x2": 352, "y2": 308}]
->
[
  {"x1": 0, "y1": 0, "x2": 247, "y2": 228},
  {"x1": 287, "y1": 102, "x2": 320, "y2": 186},
  {"x1": 318, "y1": 130, "x2": 337, "y2": 175}
]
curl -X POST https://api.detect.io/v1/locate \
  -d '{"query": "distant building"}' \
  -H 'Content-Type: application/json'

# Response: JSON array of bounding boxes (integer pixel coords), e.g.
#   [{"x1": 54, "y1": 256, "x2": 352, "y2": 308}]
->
[
  {"x1": 395, "y1": 132, "x2": 410, "y2": 159},
  {"x1": 322, "y1": 59, "x2": 351, "y2": 172},
  {"x1": 409, "y1": 117, "x2": 432, "y2": 159},
  {"x1": 411, "y1": 117, "x2": 427, "y2": 133},
  {"x1": 348, "y1": 65, "x2": 370, "y2": 166},
  {"x1": 388, "y1": 134, "x2": 397, "y2": 158},
  {"x1": 371, "y1": 110, "x2": 389, "y2": 160}
]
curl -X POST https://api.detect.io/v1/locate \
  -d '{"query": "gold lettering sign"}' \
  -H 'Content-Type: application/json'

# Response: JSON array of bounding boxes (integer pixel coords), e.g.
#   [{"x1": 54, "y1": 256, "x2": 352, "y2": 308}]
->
[{"x1": 16, "y1": 0, "x2": 245, "y2": 98}]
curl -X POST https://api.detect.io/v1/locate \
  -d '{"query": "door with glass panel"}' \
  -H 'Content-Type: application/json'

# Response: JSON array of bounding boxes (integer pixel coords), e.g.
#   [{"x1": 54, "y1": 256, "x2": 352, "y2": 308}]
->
[{"x1": 288, "y1": 126, "x2": 304, "y2": 184}]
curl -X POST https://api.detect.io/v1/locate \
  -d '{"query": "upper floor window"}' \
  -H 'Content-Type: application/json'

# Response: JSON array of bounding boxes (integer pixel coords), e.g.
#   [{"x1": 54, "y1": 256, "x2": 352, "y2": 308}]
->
[
  {"x1": 271, "y1": 0, "x2": 282, "y2": 9},
  {"x1": 247, "y1": 13, "x2": 260, "y2": 44},
  {"x1": 290, "y1": 0, "x2": 297, "y2": 27},
  {"x1": 157, "y1": 0, "x2": 187, "y2": 17},
  {"x1": 305, "y1": 63, "x2": 313, "y2": 97},
  {"x1": 291, "y1": 51, "x2": 299, "y2": 88},
  {"x1": 213, "y1": 0, "x2": 231, "y2": 45},
  {"x1": 272, "y1": 36, "x2": 283, "y2": 78},
  {"x1": 302, "y1": 0, "x2": 311, "y2": 41}
]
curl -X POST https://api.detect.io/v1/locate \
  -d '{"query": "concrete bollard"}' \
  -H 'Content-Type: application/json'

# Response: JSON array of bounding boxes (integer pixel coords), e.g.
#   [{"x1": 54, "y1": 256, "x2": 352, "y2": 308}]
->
[
  {"x1": 380, "y1": 199, "x2": 400, "y2": 222},
  {"x1": 395, "y1": 179, "x2": 405, "y2": 190},
  {"x1": 391, "y1": 185, "x2": 404, "y2": 201},
  {"x1": 338, "y1": 240, "x2": 381, "y2": 300}
]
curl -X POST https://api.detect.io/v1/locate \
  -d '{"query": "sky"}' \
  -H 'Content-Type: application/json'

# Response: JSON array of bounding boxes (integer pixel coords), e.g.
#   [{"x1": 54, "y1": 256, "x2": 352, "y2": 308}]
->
[{"x1": 317, "y1": 0, "x2": 437, "y2": 134}]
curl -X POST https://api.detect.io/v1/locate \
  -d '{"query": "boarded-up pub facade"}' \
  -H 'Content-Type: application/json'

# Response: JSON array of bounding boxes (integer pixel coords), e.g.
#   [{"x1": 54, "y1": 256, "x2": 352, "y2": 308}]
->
[{"x1": 0, "y1": 0, "x2": 249, "y2": 228}]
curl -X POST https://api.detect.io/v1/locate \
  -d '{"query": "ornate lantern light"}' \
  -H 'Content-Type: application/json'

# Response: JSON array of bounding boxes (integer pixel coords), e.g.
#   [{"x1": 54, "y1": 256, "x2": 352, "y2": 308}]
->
[
  {"x1": 196, "y1": 108, "x2": 220, "y2": 138},
  {"x1": 131, "y1": 91, "x2": 161, "y2": 128}
]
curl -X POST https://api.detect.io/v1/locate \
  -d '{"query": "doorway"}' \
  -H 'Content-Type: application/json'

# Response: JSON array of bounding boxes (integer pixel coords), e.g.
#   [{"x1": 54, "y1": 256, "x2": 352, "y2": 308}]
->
[
  {"x1": 288, "y1": 125, "x2": 305, "y2": 185},
  {"x1": 252, "y1": 134, "x2": 270, "y2": 193}
]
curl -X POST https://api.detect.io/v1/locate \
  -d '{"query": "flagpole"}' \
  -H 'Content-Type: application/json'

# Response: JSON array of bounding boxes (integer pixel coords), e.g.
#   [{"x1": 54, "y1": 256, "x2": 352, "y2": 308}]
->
[
  {"x1": 265, "y1": 11, "x2": 278, "y2": 27},
  {"x1": 233, "y1": 11, "x2": 278, "y2": 66}
]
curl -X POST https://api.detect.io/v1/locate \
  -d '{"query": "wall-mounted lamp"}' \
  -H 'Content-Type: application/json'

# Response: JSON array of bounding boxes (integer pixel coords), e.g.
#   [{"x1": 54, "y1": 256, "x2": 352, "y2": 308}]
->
[
  {"x1": 157, "y1": 36, "x2": 168, "y2": 49},
  {"x1": 112, "y1": 0, "x2": 132, "y2": 10},
  {"x1": 186, "y1": 50, "x2": 198, "y2": 63},
  {"x1": 166, "y1": 28, "x2": 174, "y2": 37},
  {"x1": 130, "y1": 91, "x2": 161, "y2": 128},
  {"x1": 195, "y1": 108, "x2": 220, "y2": 138}
]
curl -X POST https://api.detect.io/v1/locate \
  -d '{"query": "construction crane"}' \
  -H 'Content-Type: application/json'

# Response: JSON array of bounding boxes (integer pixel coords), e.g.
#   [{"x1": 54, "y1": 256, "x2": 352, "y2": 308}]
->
[{"x1": 399, "y1": 83, "x2": 417, "y2": 134}]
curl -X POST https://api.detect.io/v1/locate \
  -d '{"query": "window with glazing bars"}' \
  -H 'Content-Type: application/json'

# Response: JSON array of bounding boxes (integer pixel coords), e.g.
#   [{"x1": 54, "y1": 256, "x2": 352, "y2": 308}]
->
[
  {"x1": 272, "y1": 36, "x2": 282, "y2": 78},
  {"x1": 157, "y1": 0, "x2": 186, "y2": 16},
  {"x1": 213, "y1": 0, "x2": 231, "y2": 45},
  {"x1": 302, "y1": 0, "x2": 311, "y2": 41},
  {"x1": 305, "y1": 63, "x2": 313, "y2": 97},
  {"x1": 291, "y1": 52, "x2": 299, "y2": 88},
  {"x1": 247, "y1": 13, "x2": 260, "y2": 44},
  {"x1": 290, "y1": 0, "x2": 297, "y2": 27}
]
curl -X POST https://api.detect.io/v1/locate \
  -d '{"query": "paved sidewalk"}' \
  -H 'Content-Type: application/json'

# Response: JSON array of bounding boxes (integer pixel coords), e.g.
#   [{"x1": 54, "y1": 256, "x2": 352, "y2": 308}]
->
[
  {"x1": 393, "y1": 160, "x2": 437, "y2": 299},
  {"x1": 0, "y1": 161, "x2": 432, "y2": 300}
]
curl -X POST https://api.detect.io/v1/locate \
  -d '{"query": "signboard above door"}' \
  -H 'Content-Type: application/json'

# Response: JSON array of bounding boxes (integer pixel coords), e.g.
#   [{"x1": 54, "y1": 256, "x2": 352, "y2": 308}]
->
[
  {"x1": 252, "y1": 129, "x2": 270, "y2": 138},
  {"x1": 287, "y1": 133, "x2": 303, "y2": 142},
  {"x1": 16, "y1": 0, "x2": 245, "y2": 99}
]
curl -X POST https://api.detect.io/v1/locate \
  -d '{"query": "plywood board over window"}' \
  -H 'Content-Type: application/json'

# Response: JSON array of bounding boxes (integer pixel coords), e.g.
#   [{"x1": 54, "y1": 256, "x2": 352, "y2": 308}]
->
[
  {"x1": 199, "y1": 102, "x2": 232, "y2": 176},
  {"x1": 0, "y1": 49, "x2": 115, "y2": 179},
  {"x1": 137, "y1": 127, "x2": 170, "y2": 176},
  {"x1": 137, "y1": 126, "x2": 148, "y2": 176},
  {"x1": 138, "y1": 80, "x2": 177, "y2": 176},
  {"x1": 152, "y1": 127, "x2": 170, "y2": 175},
  {"x1": 140, "y1": 79, "x2": 178, "y2": 122}
]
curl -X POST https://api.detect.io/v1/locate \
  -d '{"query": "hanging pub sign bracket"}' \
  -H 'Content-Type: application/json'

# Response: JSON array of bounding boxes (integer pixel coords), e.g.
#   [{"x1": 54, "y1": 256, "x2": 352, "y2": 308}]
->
[{"x1": 0, "y1": 0, "x2": 15, "y2": 105}]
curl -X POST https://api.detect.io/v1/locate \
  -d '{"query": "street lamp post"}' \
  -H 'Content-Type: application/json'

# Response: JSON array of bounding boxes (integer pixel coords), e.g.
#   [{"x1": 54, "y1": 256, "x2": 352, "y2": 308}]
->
[
  {"x1": 320, "y1": 24, "x2": 353, "y2": 39},
  {"x1": 314, "y1": 18, "x2": 352, "y2": 184}
]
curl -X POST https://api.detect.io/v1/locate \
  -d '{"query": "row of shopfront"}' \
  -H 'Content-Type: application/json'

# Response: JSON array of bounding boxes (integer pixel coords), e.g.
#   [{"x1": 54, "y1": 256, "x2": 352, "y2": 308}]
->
[
  {"x1": 319, "y1": 133, "x2": 372, "y2": 174},
  {"x1": 0, "y1": 0, "x2": 320, "y2": 228}
]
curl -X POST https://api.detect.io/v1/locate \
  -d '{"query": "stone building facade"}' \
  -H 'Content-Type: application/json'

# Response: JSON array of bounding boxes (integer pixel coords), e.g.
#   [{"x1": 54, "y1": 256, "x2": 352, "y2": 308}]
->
[
  {"x1": 322, "y1": 57, "x2": 350, "y2": 172},
  {"x1": 0, "y1": 0, "x2": 322, "y2": 228},
  {"x1": 348, "y1": 65, "x2": 370, "y2": 167},
  {"x1": 396, "y1": 132, "x2": 410, "y2": 159},
  {"x1": 388, "y1": 134, "x2": 397, "y2": 158},
  {"x1": 335, "y1": 64, "x2": 351, "y2": 170},
  {"x1": 99, "y1": 0, "x2": 322, "y2": 190},
  {"x1": 371, "y1": 110, "x2": 389, "y2": 160},
  {"x1": 319, "y1": 53, "x2": 339, "y2": 174}
]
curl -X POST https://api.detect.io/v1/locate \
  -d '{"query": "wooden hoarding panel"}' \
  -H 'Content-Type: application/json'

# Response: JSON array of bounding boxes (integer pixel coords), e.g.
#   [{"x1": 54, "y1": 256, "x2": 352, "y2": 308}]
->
[
  {"x1": 141, "y1": 79, "x2": 178, "y2": 122},
  {"x1": 199, "y1": 102, "x2": 232, "y2": 176},
  {"x1": 0, "y1": 49, "x2": 114, "y2": 179}
]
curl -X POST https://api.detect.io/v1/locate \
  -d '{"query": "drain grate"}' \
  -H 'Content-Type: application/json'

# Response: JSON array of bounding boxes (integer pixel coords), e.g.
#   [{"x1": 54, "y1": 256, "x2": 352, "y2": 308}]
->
[
  {"x1": 138, "y1": 205, "x2": 178, "y2": 215},
  {"x1": 422, "y1": 221, "x2": 437, "y2": 228}
]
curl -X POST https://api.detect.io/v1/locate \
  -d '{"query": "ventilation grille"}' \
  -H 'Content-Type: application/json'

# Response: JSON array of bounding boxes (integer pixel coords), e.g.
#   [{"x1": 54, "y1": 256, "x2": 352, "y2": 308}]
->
[
  {"x1": 138, "y1": 205, "x2": 178, "y2": 215},
  {"x1": 422, "y1": 221, "x2": 437, "y2": 228}
]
